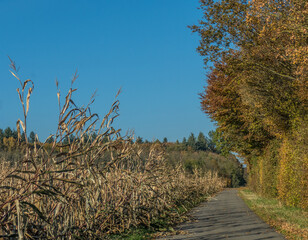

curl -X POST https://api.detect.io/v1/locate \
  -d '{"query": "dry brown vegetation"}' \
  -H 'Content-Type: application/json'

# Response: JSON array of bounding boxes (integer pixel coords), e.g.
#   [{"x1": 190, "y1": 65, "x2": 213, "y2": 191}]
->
[{"x1": 0, "y1": 62, "x2": 224, "y2": 239}]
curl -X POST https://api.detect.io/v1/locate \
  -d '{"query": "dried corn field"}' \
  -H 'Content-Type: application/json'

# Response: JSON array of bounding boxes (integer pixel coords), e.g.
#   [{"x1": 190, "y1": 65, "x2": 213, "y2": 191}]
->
[{"x1": 0, "y1": 63, "x2": 224, "y2": 239}]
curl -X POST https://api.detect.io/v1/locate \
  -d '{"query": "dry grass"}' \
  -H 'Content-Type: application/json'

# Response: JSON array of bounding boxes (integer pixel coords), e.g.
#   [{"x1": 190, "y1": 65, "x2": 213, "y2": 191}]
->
[{"x1": 0, "y1": 62, "x2": 224, "y2": 239}]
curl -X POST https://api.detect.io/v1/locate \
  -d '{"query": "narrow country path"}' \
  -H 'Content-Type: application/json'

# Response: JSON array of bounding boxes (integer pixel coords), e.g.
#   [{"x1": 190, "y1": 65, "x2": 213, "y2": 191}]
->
[{"x1": 158, "y1": 189, "x2": 285, "y2": 240}]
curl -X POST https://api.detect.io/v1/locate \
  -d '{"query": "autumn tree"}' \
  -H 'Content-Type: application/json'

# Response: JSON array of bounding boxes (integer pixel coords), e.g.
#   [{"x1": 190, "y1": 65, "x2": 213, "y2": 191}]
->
[
  {"x1": 193, "y1": 0, "x2": 307, "y2": 154},
  {"x1": 193, "y1": 0, "x2": 307, "y2": 207},
  {"x1": 3, "y1": 137, "x2": 16, "y2": 151},
  {"x1": 192, "y1": 0, "x2": 307, "y2": 138},
  {"x1": 200, "y1": 57, "x2": 274, "y2": 158}
]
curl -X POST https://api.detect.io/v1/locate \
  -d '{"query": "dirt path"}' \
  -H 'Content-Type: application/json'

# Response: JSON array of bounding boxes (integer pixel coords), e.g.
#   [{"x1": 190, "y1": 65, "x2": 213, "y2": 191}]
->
[{"x1": 158, "y1": 189, "x2": 285, "y2": 240}]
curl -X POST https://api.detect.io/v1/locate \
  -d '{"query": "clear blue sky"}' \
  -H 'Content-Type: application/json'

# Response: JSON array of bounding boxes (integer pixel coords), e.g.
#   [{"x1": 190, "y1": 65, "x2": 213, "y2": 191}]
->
[{"x1": 0, "y1": 0, "x2": 215, "y2": 142}]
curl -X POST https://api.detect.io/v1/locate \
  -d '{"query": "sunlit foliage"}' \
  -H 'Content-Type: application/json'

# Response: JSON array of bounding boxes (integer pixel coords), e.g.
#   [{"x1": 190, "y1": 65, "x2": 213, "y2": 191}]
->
[{"x1": 192, "y1": 0, "x2": 307, "y2": 208}]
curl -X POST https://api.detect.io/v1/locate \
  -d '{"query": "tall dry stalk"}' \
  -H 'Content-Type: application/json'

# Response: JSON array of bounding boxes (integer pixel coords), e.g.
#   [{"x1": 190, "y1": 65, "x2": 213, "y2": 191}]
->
[
  {"x1": 8, "y1": 57, "x2": 33, "y2": 145},
  {"x1": 0, "y1": 62, "x2": 225, "y2": 239}
]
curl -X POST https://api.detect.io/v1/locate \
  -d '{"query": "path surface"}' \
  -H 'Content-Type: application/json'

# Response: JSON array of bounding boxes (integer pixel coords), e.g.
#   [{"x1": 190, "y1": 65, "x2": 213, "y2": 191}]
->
[{"x1": 158, "y1": 189, "x2": 285, "y2": 240}]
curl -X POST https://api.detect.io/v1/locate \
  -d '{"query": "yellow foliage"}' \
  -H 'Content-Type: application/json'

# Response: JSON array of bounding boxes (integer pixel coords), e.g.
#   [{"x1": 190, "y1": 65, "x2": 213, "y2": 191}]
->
[
  {"x1": 2, "y1": 137, "x2": 16, "y2": 151},
  {"x1": 248, "y1": 132, "x2": 307, "y2": 209},
  {"x1": 278, "y1": 136, "x2": 308, "y2": 209}
]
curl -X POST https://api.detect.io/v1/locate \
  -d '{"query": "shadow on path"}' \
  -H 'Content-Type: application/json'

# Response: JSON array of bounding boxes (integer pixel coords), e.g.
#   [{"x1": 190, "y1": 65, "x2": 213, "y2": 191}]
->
[{"x1": 158, "y1": 189, "x2": 285, "y2": 240}]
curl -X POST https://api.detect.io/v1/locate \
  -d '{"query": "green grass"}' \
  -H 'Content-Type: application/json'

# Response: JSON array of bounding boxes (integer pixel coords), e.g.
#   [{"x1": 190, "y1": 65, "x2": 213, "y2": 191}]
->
[
  {"x1": 107, "y1": 219, "x2": 174, "y2": 239},
  {"x1": 239, "y1": 188, "x2": 308, "y2": 240}
]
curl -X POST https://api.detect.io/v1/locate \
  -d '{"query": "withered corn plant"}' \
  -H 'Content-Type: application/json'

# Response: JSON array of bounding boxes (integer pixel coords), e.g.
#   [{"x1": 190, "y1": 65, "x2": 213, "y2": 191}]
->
[{"x1": 0, "y1": 61, "x2": 225, "y2": 239}]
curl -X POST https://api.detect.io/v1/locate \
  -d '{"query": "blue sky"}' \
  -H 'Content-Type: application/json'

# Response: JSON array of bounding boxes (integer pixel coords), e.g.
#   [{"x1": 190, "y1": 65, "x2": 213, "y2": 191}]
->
[{"x1": 0, "y1": 0, "x2": 215, "y2": 142}]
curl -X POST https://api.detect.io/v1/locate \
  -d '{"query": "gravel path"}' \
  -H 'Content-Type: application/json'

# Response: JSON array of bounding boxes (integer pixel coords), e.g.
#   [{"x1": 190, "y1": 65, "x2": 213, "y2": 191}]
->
[{"x1": 158, "y1": 189, "x2": 285, "y2": 240}]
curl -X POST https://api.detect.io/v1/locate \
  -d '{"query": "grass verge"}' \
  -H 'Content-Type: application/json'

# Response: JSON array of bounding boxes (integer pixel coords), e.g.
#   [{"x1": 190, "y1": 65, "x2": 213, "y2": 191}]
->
[{"x1": 239, "y1": 188, "x2": 308, "y2": 240}]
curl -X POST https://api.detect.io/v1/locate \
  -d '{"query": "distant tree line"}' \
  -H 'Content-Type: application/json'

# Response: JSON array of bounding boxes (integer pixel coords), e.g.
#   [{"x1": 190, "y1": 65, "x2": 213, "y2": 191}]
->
[
  {"x1": 0, "y1": 127, "x2": 38, "y2": 151},
  {"x1": 134, "y1": 130, "x2": 232, "y2": 154},
  {"x1": 1, "y1": 126, "x2": 245, "y2": 187},
  {"x1": 1, "y1": 126, "x2": 232, "y2": 158},
  {"x1": 0, "y1": 126, "x2": 112, "y2": 152},
  {"x1": 180, "y1": 132, "x2": 215, "y2": 152},
  {"x1": 132, "y1": 131, "x2": 245, "y2": 187}
]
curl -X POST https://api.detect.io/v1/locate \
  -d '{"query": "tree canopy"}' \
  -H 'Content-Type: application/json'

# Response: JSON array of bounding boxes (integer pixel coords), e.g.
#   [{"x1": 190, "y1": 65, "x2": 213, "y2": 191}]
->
[
  {"x1": 192, "y1": 0, "x2": 307, "y2": 208},
  {"x1": 193, "y1": 0, "x2": 307, "y2": 158}
]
